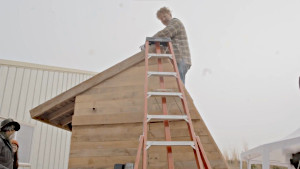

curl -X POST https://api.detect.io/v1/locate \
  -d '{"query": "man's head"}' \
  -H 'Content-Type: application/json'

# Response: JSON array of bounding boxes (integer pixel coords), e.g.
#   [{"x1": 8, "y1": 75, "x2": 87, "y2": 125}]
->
[
  {"x1": 0, "y1": 118, "x2": 20, "y2": 138},
  {"x1": 157, "y1": 7, "x2": 172, "y2": 26}
]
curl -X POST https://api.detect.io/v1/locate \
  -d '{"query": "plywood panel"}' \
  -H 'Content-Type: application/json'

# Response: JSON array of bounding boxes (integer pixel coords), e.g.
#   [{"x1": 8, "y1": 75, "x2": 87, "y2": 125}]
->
[
  {"x1": 72, "y1": 123, "x2": 142, "y2": 142},
  {"x1": 70, "y1": 140, "x2": 139, "y2": 151},
  {"x1": 70, "y1": 140, "x2": 139, "y2": 157},
  {"x1": 148, "y1": 149, "x2": 196, "y2": 162},
  {"x1": 75, "y1": 97, "x2": 143, "y2": 109},
  {"x1": 69, "y1": 155, "x2": 197, "y2": 169},
  {"x1": 71, "y1": 121, "x2": 208, "y2": 142},
  {"x1": 68, "y1": 156, "x2": 136, "y2": 169},
  {"x1": 148, "y1": 160, "x2": 198, "y2": 169},
  {"x1": 74, "y1": 99, "x2": 198, "y2": 118},
  {"x1": 75, "y1": 101, "x2": 198, "y2": 125},
  {"x1": 74, "y1": 105, "x2": 143, "y2": 116},
  {"x1": 72, "y1": 113, "x2": 144, "y2": 125},
  {"x1": 76, "y1": 88, "x2": 144, "y2": 103}
]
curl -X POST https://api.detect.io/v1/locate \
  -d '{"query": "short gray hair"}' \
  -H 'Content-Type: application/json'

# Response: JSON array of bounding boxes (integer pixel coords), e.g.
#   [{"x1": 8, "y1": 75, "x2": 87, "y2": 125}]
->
[{"x1": 2, "y1": 125, "x2": 15, "y2": 132}]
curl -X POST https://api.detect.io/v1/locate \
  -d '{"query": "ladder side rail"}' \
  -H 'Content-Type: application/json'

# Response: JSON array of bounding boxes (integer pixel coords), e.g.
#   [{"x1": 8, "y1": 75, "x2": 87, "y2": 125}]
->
[
  {"x1": 167, "y1": 41, "x2": 204, "y2": 169},
  {"x1": 142, "y1": 41, "x2": 150, "y2": 169},
  {"x1": 196, "y1": 136, "x2": 212, "y2": 169},
  {"x1": 155, "y1": 42, "x2": 175, "y2": 169},
  {"x1": 134, "y1": 135, "x2": 144, "y2": 169}
]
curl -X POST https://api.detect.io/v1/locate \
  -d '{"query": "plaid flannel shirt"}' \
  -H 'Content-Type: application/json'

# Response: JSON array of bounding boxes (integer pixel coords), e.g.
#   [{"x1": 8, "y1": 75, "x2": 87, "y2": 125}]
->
[{"x1": 154, "y1": 18, "x2": 191, "y2": 66}]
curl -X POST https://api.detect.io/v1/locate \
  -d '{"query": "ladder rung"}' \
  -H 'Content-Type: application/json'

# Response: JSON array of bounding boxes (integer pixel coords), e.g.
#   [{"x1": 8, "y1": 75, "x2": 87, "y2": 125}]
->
[
  {"x1": 152, "y1": 89, "x2": 174, "y2": 92},
  {"x1": 147, "y1": 115, "x2": 189, "y2": 122},
  {"x1": 146, "y1": 37, "x2": 171, "y2": 43},
  {"x1": 146, "y1": 141, "x2": 195, "y2": 150},
  {"x1": 146, "y1": 37, "x2": 171, "y2": 47},
  {"x1": 147, "y1": 92, "x2": 183, "y2": 98},
  {"x1": 148, "y1": 53, "x2": 173, "y2": 59},
  {"x1": 147, "y1": 71, "x2": 177, "y2": 77}
]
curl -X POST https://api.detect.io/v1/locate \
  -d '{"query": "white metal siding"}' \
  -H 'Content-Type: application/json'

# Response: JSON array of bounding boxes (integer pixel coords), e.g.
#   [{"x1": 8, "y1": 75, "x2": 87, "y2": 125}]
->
[{"x1": 0, "y1": 59, "x2": 96, "y2": 169}]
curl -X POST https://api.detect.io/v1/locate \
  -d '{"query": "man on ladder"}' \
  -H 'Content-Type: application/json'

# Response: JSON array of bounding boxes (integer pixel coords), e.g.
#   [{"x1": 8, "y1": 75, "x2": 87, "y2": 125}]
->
[
  {"x1": 143, "y1": 7, "x2": 192, "y2": 84},
  {"x1": 133, "y1": 6, "x2": 212, "y2": 168}
]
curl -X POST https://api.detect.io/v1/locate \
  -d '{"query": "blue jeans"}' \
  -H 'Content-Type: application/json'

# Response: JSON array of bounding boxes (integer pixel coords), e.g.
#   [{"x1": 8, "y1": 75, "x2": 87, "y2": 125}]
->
[{"x1": 177, "y1": 60, "x2": 190, "y2": 84}]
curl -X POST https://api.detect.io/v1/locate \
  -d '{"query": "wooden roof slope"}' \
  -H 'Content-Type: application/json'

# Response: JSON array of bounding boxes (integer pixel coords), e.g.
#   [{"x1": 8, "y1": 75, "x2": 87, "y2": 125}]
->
[{"x1": 30, "y1": 51, "x2": 145, "y2": 130}]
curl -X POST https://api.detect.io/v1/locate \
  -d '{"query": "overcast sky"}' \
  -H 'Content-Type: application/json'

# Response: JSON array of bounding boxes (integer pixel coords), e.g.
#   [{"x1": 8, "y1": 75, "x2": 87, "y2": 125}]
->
[{"x1": 1, "y1": 0, "x2": 300, "y2": 155}]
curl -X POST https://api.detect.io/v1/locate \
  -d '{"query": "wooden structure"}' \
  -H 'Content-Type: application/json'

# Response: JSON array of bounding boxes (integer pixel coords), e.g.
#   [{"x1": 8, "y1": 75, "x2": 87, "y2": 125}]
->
[{"x1": 30, "y1": 51, "x2": 229, "y2": 169}]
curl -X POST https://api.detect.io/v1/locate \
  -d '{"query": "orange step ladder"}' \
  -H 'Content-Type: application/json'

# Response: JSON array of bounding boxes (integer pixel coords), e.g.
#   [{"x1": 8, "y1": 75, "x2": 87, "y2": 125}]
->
[{"x1": 134, "y1": 37, "x2": 212, "y2": 169}]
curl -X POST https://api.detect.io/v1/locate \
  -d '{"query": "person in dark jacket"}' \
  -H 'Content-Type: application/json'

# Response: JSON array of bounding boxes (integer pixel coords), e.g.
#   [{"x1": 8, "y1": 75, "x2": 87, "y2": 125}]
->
[
  {"x1": 0, "y1": 118, "x2": 20, "y2": 169},
  {"x1": 11, "y1": 140, "x2": 19, "y2": 169}
]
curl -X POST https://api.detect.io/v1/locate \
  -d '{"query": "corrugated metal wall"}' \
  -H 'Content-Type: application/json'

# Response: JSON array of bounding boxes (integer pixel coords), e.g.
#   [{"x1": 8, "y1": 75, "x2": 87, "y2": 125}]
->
[{"x1": 0, "y1": 59, "x2": 96, "y2": 169}]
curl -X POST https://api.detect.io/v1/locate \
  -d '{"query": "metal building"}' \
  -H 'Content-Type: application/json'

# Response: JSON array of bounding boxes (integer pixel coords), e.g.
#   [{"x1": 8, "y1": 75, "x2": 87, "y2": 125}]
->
[{"x1": 0, "y1": 59, "x2": 96, "y2": 169}]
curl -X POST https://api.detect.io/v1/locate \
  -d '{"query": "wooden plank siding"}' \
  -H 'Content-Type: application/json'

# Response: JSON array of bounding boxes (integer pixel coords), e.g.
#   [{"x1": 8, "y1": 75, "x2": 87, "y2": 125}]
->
[
  {"x1": 70, "y1": 58, "x2": 228, "y2": 169},
  {"x1": 0, "y1": 59, "x2": 96, "y2": 169},
  {"x1": 30, "y1": 51, "x2": 144, "y2": 120}
]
